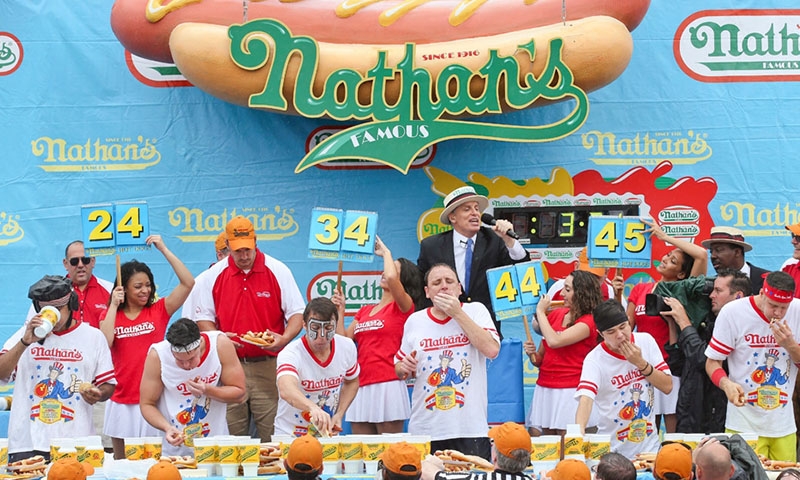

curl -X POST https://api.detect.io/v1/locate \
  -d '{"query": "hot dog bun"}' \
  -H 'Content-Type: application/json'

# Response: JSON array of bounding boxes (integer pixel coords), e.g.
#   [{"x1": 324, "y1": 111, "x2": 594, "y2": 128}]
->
[
  {"x1": 242, "y1": 331, "x2": 276, "y2": 347},
  {"x1": 169, "y1": 15, "x2": 634, "y2": 115},
  {"x1": 111, "y1": 0, "x2": 650, "y2": 64}
]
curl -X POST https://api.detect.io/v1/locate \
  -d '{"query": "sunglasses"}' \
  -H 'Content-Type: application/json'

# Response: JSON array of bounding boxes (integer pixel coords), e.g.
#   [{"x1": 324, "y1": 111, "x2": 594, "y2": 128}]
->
[
  {"x1": 68, "y1": 256, "x2": 93, "y2": 266},
  {"x1": 792, "y1": 234, "x2": 800, "y2": 242}
]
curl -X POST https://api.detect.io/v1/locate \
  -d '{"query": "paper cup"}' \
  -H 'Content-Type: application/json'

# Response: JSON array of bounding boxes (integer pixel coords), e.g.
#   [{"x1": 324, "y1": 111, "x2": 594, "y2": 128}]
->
[
  {"x1": 34, "y1": 306, "x2": 60, "y2": 338},
  {"x1": 361, "y1": 435, "x2": 388, "y2": 462},
  {"x1": 0, "y1": 438, "x2": 8, "y2": 466},
  {"x1": 662, "y1": 433, "x2": 685, "y2": 443},
  {"x1": 124, "y1": 438, "x2": 145, "y2": 460},
  {"x1": 364, "y1": 460, "x2": 380, "y2": 475},
  {"x1": 323, "y1": 461, "x2": 341, "y2": 474},
  {"x1": 404, "y1": 435, "x2": 430, "y2": 460},
  {"x1": 585, "y1": 434, "x2": 611, "y2": 468},
  {"x1": 217, "y1": 437, "x2": 240, "y2": 465},
  {"x1": 319, "y1": 437, "x2": 341, "y2": 462},
  {"x1": 242, "y1": 463, "x2": 259, "y2": 476},
  {"x1": 339, "y1": 436, "x2": 363, "y2": 461},
  {"x1": 144, "y1": 436, "x2": 162, "y2": 460},
  {"x1": 238, "y1": 438, "x2": 260, "y2": 466},
  {"x1": 219, "y1": 463, "x2": 239, "y2": 477},
  {"x1": 194, "y1": 437, "x2": 218, "y2": 476}
]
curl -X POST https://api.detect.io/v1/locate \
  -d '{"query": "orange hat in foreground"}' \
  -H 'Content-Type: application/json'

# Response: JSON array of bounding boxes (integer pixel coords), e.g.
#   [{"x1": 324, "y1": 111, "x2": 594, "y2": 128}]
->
[
  {"x1": 286, "y1": 435, "x2": 323, "y2": 473},
  {"x1": 47, "y1": 458, "x2": 87, "y2": 480},
  {"x1": 547, "y1": 458, "x2": 591, "y2": 480},
  {"x1": 226, "y1": 216, "x2": 256, "y2": 250},
  {"x1": 381, "y1": 442, "x2": 421, "y2": 476},
  {"x1": 488, "y1": 422, "x2": 531, "y2": 457},
  {"x1": 653, "y1": 443, "x2": 693, "y2": 480},
  {"x1": 147, "y1": 460, "x2": 181, "y2": 480}
]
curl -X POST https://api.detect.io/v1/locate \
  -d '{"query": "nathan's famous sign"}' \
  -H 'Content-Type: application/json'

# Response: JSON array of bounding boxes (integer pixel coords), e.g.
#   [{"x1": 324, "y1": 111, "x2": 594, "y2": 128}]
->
[{"x1": 110, "y1": 0, "x2": 651, "y2": 172}]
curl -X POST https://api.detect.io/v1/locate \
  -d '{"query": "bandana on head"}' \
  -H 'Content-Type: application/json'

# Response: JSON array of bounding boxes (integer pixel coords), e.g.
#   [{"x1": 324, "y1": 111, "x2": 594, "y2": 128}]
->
[
  {"x1": 38, "y1": 292, "x2": 72, "y2": 309},
  {"x1": 763, "y1": 279, "x2": 793, "y2": 304},
  {"x1": 171, "y1": 338, "x2": 202, "y2": 353}
]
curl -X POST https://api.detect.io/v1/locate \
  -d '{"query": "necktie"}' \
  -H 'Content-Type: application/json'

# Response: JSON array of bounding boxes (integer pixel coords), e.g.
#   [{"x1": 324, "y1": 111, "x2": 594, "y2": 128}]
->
[{"x1": 464, "y1": 238, "x2": 474, "y2": 293}]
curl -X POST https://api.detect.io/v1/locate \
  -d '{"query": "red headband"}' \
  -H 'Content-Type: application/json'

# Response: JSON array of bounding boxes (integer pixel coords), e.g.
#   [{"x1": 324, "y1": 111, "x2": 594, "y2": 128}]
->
[{"x1": 763, "y1": 279, "x2": 793, "y2": 304}]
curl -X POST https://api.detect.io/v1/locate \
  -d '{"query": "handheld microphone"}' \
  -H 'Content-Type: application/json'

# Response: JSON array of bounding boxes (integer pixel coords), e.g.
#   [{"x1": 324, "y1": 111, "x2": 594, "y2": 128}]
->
[{"x1": 481, "y1": 213, "x2": 520, "y2": 240}]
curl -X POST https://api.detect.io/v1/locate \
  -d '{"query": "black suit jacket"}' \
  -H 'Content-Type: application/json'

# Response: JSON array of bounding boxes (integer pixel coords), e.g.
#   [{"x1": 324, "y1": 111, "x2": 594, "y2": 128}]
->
[
  {"x1": 417, "y1": 227, "x2": 530, "y2": 334},
  {"x1": 746, "y1": 262, "x2": 770, "y2": 296}
]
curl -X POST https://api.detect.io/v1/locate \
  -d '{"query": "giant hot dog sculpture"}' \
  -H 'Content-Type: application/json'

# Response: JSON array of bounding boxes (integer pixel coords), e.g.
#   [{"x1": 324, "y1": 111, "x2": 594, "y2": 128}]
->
[{"x1": 110, "y1": 0, "x2": 651, "y2": 118}]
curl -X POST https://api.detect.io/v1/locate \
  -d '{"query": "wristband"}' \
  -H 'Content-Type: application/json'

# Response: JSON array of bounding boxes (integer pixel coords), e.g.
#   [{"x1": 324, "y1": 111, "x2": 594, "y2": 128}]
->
[
  {"x1": 639, "y1": 363, "x2": 653, "y2": 377},
  {"x1": 710, "y1": 368, "x2": 727, "y2": 387},
  {"x1": 19, "y1": 338, "x2": 31, "y2": 347},
  {"x1": 645, "y1": 364, "x2": 654, "y2": 377}
]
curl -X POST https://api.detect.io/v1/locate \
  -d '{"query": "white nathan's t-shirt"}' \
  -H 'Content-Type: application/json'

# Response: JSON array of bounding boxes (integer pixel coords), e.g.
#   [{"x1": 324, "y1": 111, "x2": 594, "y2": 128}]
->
[
  {"x1": 576, "y1": 332, "x2": 670, "y2": 459},
  {"x1": 705, "y1": 296, "x2": 800, "y2": 437},
  {"x1": 154, "y1": 331, "x2": 228, "y2": 456},
  {"x1": 274, "y1": 335, "x2": 359, "y2": 436},
  {"x1": 1, "y1": 322, "x2": 115, "y2": 454},
  {"x1": 395, "y1": 303, "x2": 500, "y2": 441}
]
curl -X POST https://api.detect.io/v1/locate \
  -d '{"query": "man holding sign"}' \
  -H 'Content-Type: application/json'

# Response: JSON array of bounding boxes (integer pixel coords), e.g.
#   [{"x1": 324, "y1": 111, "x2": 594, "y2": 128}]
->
[
  {"x1": 184, "y1": 216, "x2": 306, "y2": 441},
  {"x1": 418, "y1": 186, "x2": 529, "y2": 335}
]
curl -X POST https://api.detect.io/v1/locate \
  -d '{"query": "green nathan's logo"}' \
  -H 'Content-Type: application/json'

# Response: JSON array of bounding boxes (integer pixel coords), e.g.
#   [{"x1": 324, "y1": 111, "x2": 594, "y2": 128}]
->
[
  {"x1": 675, "y1": 10, "x2": 800, "y2": 82},
  {"x1": 228, "y1": 19, "x2": 589, "y2": 174}
]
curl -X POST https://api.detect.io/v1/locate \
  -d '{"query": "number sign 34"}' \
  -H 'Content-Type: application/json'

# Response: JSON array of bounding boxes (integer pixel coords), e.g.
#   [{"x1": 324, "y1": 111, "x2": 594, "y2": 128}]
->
[{"x1": 308, "y1": 207, "x2": 377, "y2": 263}]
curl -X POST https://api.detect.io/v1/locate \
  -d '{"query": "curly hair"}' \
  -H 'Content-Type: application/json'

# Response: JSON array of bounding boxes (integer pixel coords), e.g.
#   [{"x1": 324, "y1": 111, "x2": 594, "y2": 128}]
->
[{"x1": 569, "y1": 270, "x2": 604, "y2": 321}]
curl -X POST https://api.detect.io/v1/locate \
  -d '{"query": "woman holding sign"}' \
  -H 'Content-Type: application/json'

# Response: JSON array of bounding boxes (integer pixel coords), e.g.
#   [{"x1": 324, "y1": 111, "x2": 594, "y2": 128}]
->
[
  {"x1": 100, "y1": 234, "x2": 195, "y2": 459},
  {"x1": 524, "y1": 270, "x2": 603, "y2": 436},
  {"x1": 624, "y1": 218, "x2": 707, "y2": 434},
  {"x1": 333, "y1": 236, "x2": 423, "y2": 434}
]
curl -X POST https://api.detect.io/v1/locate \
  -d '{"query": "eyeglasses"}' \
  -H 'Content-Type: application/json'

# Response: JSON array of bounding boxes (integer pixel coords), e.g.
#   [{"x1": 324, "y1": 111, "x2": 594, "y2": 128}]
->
[
  {"x1": 68, "y1": 256, "x2": 93, "y2": 266},
  {"x1": 792, "y1": 234, "x2": 800, "y2": 242}
]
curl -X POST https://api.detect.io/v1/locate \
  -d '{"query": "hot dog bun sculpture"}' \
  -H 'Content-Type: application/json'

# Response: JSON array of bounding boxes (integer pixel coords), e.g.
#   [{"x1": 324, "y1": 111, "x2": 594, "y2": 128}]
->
[{"x1": 110, "y1": 0, "x2": 651, "y2": 117}]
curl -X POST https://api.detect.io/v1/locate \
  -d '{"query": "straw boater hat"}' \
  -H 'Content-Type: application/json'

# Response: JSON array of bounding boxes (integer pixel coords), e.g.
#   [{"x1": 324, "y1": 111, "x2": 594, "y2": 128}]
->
[
  {"x1": 439, "y1": 186, "x2": 489, "y2": 225},
  {"x1": 700, "y1": 226, "x2": 752, "y2": 252}
]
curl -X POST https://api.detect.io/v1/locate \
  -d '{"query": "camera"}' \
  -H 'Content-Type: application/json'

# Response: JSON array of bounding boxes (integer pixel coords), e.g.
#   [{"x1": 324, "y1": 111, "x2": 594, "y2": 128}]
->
[
  {"x1": 701, "y1": 277, "x2": 715, "y2": 295},
  {"x1": 645, "y1": 293, "x2": 668, "y2": 316}
]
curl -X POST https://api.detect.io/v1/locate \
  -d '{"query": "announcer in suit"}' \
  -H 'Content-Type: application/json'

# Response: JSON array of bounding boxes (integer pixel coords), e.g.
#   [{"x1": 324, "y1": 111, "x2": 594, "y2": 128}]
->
[{"x1": 417, "y1": 186, "x2": 530, "y2": 336}]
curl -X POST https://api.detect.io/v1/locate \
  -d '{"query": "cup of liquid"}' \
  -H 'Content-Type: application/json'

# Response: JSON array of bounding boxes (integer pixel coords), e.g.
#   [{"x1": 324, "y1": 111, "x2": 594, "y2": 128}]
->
[{"x1": 34, "y1": 306, "x2": 61, "y2": 338}]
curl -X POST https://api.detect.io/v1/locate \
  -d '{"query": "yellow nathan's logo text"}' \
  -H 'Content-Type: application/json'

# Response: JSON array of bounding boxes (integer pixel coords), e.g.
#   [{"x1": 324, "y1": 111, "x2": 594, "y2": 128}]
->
[
  {"x1": 720, "y1": 201, "x2": 800, "y2": 237},
  {"x1": 168, "y1": 206, "x2": 299, "y2": 242},
  {"x1": 0, "y1": 212, "x2": 23, "y2": 246},
  {"x1": 32, "y1": 135, "x2": 161, "y2": 172},
  {"x1": 582, "y1": 130, "x2": 711, "y2": 165}
]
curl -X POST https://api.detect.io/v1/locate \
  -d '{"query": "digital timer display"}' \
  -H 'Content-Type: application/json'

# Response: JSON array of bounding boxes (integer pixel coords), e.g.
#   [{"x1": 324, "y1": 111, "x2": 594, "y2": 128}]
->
[{"x1": 493, "y1": 204, "x2": 640, "y2": 247}]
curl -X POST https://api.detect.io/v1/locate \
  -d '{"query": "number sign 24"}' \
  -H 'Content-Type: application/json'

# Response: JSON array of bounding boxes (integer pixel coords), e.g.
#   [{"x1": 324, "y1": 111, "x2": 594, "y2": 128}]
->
[{"x1": 81, "y1": 203, "x2": 150, "y2": 251}]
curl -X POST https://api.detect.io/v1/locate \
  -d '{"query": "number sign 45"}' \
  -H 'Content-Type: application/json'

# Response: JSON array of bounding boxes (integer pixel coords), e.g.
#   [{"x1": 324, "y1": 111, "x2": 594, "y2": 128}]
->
[{"x1": 587, "y1": 216, "x2": 651, "y2": 268}]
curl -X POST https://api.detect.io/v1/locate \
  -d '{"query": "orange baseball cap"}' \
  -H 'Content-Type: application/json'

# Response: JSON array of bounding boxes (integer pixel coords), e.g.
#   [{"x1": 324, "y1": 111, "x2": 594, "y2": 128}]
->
[
  {"x1": 577, "y1": 247, "x2": 606, "y2": 277},
  {"x1": 286, "y1": 435, "x2": 323, "y2": 473},
  {"x1": 47, "y1": 458, "x2": 87, "y2": 480},
  {"x1": 653, "y1": 443, "x2": 693, "y2": 480},
  {"x1": 226, "y1": 216, "x2": 256, "y2": 250},
  {"x1": 146, "y1": 460, "x2": 181, "y2": 480},
  {"x1": 214, "y1": 231, "x2": 228, "y2": 251},
  {"x1": 488, "y1": 422, "x2": 531, "y2": 456},
  {"x1": 547, "y1": 459, "x2": 591, "y2": 480},
  {"x1": 381, "y1": 442, "x2": 421, "y2": 476}
]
